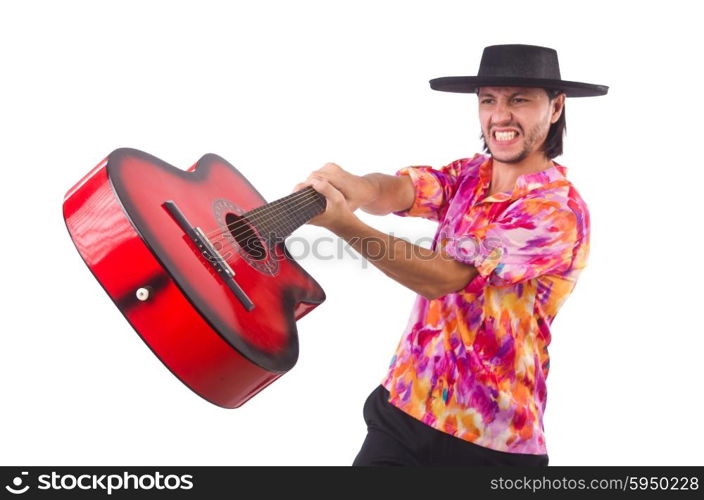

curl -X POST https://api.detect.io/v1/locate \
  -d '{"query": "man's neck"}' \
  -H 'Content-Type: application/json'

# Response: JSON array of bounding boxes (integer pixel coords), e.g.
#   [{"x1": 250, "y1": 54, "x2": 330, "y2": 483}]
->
[{"x1": 489, "y1": 154, "x2": 555, "y2": 196}]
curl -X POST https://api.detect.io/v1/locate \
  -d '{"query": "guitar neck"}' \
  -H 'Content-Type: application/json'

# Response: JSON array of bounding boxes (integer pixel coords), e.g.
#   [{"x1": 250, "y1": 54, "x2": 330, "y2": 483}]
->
[{"x1": 242, "y1": 186, "x2": 327, "y2": 241}]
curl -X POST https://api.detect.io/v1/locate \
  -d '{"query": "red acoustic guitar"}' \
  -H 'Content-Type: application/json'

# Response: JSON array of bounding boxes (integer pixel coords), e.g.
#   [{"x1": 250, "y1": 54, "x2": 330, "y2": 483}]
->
[{"x1": 63, "y1": 148, "x2": 326, "y2": 408}]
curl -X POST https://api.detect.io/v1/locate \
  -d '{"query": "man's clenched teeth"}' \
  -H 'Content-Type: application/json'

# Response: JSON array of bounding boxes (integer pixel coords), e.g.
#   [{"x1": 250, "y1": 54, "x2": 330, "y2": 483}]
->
[{"x1": 494, "y1": 130, "x2": 518, "y2": 141}]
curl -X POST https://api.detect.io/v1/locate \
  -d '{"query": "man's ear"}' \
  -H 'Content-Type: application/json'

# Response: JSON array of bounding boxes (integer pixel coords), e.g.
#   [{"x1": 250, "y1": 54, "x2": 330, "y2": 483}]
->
[{"x1": 550, "y1": 93, "x2": 566, "y2": 124}]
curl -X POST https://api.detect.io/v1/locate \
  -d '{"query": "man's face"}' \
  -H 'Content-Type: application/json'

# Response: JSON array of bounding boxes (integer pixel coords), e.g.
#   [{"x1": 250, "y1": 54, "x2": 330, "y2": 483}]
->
[{"x1": 478, "y1": 86, "x2": 564, "y2": 164}]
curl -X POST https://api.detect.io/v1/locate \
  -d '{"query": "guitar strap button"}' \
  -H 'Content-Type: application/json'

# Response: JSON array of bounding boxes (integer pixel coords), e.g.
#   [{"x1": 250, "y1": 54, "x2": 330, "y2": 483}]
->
[{"x1": 136, "y1": 287, "x2": 152, "y2": 301}]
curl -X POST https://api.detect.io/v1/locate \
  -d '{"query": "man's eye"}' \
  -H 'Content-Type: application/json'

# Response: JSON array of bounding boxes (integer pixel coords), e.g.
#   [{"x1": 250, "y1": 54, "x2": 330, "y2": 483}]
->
[
  {"x1": 513, "y1": 98, "x2": 527, "y2": 103},
  {"x1": 481, "y1": 99, "x2": 493, "y2": 104}
]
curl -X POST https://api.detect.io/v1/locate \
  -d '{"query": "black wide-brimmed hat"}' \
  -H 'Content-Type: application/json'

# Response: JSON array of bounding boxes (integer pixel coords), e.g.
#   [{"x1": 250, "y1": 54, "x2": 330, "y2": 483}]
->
[{"x1": 429, "y1": 44, "x2": 608, "y2": 97}]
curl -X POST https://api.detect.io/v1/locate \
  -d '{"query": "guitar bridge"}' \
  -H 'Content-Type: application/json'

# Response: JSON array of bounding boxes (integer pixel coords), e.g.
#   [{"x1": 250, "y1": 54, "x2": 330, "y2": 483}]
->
[{"x1": 162, "y1": 200, "x2": 255, "y2": 311}]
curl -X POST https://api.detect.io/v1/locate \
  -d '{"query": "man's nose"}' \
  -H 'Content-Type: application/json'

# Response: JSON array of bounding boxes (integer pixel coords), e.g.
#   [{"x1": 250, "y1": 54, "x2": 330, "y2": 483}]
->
[{"x1": 491, "y1": 101, "x2": 513, "y2": 123}]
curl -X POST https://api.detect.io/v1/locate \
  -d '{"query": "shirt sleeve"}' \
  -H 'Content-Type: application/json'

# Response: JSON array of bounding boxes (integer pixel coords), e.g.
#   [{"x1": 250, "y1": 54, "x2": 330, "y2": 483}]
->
[
  {"x1": 392, "y1": 158, "x2": 469, "y2": 222},
  {"x1": 443, "y1": 199, "x2": 580, "y2": 290}
]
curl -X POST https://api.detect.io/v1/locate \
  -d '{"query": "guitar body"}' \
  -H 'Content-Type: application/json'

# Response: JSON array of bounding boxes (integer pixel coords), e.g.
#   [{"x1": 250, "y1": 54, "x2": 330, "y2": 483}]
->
[{"x1": 63, "y1": 148, "x2": 325, "y2": 408}]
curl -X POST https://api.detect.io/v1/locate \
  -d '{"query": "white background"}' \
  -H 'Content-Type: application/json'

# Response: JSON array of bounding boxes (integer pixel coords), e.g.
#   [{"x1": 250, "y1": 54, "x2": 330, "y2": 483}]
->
[{"x1": 1, "y1": 0, "x2": 702, "y2": 466}]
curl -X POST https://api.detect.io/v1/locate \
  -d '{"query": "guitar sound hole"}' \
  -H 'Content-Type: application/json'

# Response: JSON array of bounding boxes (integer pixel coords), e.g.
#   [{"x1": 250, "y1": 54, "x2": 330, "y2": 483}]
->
[{"x1": 225, "y1": 213, "x2": 267, "y2": 261}]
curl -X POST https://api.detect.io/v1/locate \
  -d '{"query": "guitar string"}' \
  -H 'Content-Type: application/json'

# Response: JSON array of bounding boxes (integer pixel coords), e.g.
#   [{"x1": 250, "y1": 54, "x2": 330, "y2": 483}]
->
[
  {"x1": 205, "y1": 190, "x2": 326, "y2": 256},
  {"x1": 208, "y1": 186, "x2": 324, "y2": 238},
  {"x1": 206, "y1": 187, "x2": 324, "y2": 241},
  {"x1": 199, "y1": 189, "x2": 327, "y2": 251},
  {"x1": 197, "y1": 187, "x2": 320, "y2": 241}
]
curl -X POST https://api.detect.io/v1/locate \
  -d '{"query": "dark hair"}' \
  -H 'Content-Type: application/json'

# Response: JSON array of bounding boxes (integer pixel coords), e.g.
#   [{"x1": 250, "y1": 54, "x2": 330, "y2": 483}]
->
[{"x1": 479, "y1": 88, "x2": 566, "y2": 159}]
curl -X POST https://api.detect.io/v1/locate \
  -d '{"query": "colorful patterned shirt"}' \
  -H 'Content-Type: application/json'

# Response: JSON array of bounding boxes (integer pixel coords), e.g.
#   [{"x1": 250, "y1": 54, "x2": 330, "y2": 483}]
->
[{"x1": 381, "y1": 153, "x2": 590, "y2": 455}]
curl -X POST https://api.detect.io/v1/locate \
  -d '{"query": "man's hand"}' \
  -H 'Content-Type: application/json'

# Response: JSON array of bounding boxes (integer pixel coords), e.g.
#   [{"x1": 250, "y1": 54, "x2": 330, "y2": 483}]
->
[
  {"x1": 292, "y1": 176, "x2": 357, "y2": 232},
  {"x1": 299, "y1": 163, "x2": 378, "y2": 212}
]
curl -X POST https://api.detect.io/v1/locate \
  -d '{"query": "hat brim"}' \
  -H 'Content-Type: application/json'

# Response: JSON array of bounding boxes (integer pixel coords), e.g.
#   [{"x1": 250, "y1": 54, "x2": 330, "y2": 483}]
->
[{"x1": 429, "y1": 76, "x2": 608, "y2": 97}]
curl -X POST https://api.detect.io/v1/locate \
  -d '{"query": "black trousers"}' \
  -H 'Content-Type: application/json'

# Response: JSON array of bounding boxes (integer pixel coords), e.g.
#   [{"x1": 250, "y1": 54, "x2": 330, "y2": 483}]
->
[{"x1": 352, "y1": 384, "x2": 549, "y2": 466}]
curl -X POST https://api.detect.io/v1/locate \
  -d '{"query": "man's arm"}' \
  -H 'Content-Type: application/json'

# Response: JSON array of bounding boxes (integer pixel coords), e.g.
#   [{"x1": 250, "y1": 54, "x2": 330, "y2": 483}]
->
[
  {"x1": 294, "y1": 176, "x2": 477, "y2": 299},
  {"x1": 331, "y1": 215, "x2": 478, "y2": 300},
  {"x1": 295, "y1": 163, "x2": 416, "y2": 215},
  {"x1": 358, "y1": 173, "x2": 415, "y2": 215}
]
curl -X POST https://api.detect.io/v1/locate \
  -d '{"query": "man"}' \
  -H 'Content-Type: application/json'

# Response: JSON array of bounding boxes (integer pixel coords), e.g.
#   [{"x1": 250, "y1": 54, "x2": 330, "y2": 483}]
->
[{"x1": 293, "y1": 44, "x2": 608, "y2": 466}]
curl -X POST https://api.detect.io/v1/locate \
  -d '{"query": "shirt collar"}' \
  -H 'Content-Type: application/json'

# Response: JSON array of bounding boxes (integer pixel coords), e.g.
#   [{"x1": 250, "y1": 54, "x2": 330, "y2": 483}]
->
[{"x1": 477, "y1": 155, "x2": 569, "y2": 203}]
